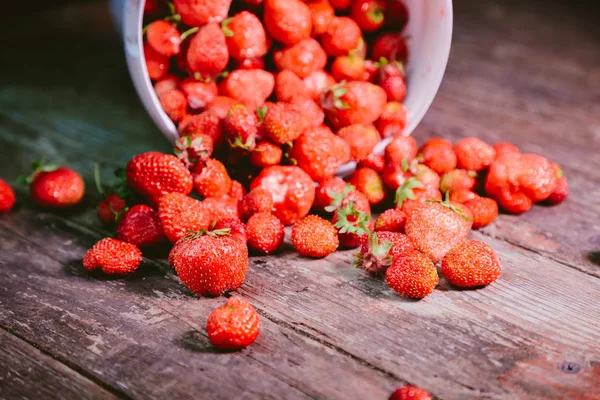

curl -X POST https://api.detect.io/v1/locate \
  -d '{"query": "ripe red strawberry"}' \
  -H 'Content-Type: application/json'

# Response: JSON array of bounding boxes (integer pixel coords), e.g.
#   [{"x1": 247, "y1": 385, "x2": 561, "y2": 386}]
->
[
  {"x1": 246, "y1": 212, "x2": 285, "y2": 254},
  {"x1": 228, "y1": 181, "x2": 246, "y2": 202},
  {"x1": 331, "y1": 56, "x2": 366, "y2": 82},
  {"x1": 439, "y1": 169, "x2": 477, "y2": 194},
  {"x1": 308, "y1": 0, "x2": 334, "y2": 37},
  {"x1": 371, "y1": 33, "x2": 408, "y2": 63},
  {"x1": 158, "y1": 89, "x2": 187, "y2": 122},
  {"x1": 97, "y1": 194, "x2": 127, "y2": 224},
  {"x1": 264, "y1": 0, "x2": 312, "y2": 45},
  {"x1": 329, "y1": 0, "x2": 352, "y2": 10},
  {"x1": 126, "y1": 152, "x2": 193, "y2": 205},
  {"x1": 385, "y1": 250, "x2": 438, "y2": 299},
  {"x1": 174, "y1": 0, "x2": 232, "y2": 27},
  {"x1": 175, "y1": 134, "x2": 214, "y2": 169},
  {"x1": 351, "y1": 0, "x2": 386, "y2": 32},
  {"x1": 449, "y1": 189, "x2": 478, "y2": 205},
  {"x1": 205, "y1": 96, "x2": 240, "y2": 120},
  {"x1": 83, "y1": 238, "x2": 142, "y2": 275},
  {"x1": 358, "y1": 153, "x2": 386, "y2": 173},
  {"x1": 238, "y1": 188, "x2": 274, "y2": 221},
  {"x1": 355, "y1": 231, "x2": 414, "y2": 275},
  {"x1": 178, "y1": 111, "x2": 224, "y2": 148},
  {"x1": 455, "y1": 137, "x2": 496, "y2": 172},
  {"x1": 158, "y1": 192, "x2": 211, "y2": 243},
  {"x1": 264, "y1": 102, "x2": 305, "y2": 144},
  {"x1": 213, "y1": 218, "x2": 247, "y2": 243},
  {"x1": 193, "y1": 158, "x2": 232, "y2": 198},
  {"x1": 224, "y1": 105, "x2": 258, "y2": 151},
  {"x1": 400, "y1": 185, "x2": 443, "y2": 217},
  {"x1": 294, "y1": 98, "x2": 326, "y2": 131},
  {"x1": 117, "y1": 204, "x2": 165, "y2": 247},
  {"x1": 292, "y1": 215, "x2": 339, "y2": 257},
  {"x1": 321, "y1": 17, "x2": 362, "y2": 57},
  {"x1": 389, "y1": 385, "x2": 432, "y2": 400},
  {"x1": 275, "y1": 70, "x2": 311, "y2": 104},
  {"x1": 337, "y1": 124, "x2": 380, "y2": 162},
  {"x1": 169, "y1": 230, "x2": 248, "y2": 296},
  {"x1": 377, "y1": 101, "x2": 408, "y2": 138},
  {"x1": 146, "y1": 20, "x2": 181, "y2": 57},
  {"x1": 203, "y1": 195, "x2": 240, "y2": 222},
  {"x1": 382, "y1": 160, "x2": 414, "y2": 191},
  {"x1": 381, "y1": 75, "x2": 406, "y2": 102},
  {"x1": 236, "y1": 57, "x2": 266, "y2": 70},
  {"x1": 418, "y1": 138, "x2": 457, "y2": 175},
  {"x1": 304, "y1": 70, "x2": 336, "y2": 101},
  {"x1": 348, "y1": 167, "x2": 387, "y2": 206},
  {"x1": 20, "y1": 160, "x2": 85, "y2": 208},
  {"x1": 393, "y1": 174, "x2": 442, "y2": 210},
  {"x1": 414, "y1": 164, "x2": 441, "y2": 188},
  {"x1": 250, "y1": 141, "x2": 283, "y2": 168},
  {"x1": 250, "y1": 166, "x2": 315, "y2": 225},
  {"x1": 463, "y1": 196, "x2": 498, "y2": 229},
  {"x1": 274, "y1": 39, "x2": 327, "y2": 79},
  {"x1": 219, "y1": 69, "x2": 275, "y2": 109},
  {"x1": 405, "y1": 195, "x2": 473, "y2": 262},
  {"x1": 493, "y1": 142, "x2": 520, "y2": 159},
  {"x1": 374, "y1": 208, "x2": 407, "y2": 233},
  {"x1": 144, "y1": 0, "x2": 161, "y2": 17},
  {"x1": 324, "y1": 183, "x2": 372, "y2": 216},
  {"x1": 321, "y1": 81, "x2": 387, "y2": 128},
  {"x1": 385, "y1": 135, "x2": 418, "y2": 166},
  {"x1": 290, "y1": 126, "x2": 351, "y2": 182},
  {"x1": 333, "y1": 202, "x2": 373, "y2": 248},
  {"x1": 206, "y1": 296, "x2": 260, "y2": 349},
  {"x1": 442, "y1": 240, "x2": 501, "y2": 287},
  {"x1": 223, "y1": 11, "x2": 268, "y2": 62},
  {"x1": 546, "y1": 163, "x2": 568, "y2": 205},
  {"x1": 180, "y1": 77, "x2": 218, "y2": 110},
  {"x1": 154, "y1": 74, "x2": 180, "y2": 96},
  {"x1": 186, "y1": 23, "x2": 229, "y2": 75},
  {"x1": 144, "y1": 42, "x2": 169, "y2": 80},
  {"x1": 0, "y1": 178, "x2": 16, "y2": 213},
  {"x1": 314, "y1": 177, "x2": 346, "y2": 211},
  {"x1": 385, "y1": 0, "x2": 409, "y2": 28}
]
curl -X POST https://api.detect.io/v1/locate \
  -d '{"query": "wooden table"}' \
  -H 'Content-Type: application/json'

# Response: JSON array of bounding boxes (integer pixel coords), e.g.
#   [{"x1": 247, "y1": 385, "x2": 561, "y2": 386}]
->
[{"x1": 1, "y1": 1, "x2": 599, "y2": 399}]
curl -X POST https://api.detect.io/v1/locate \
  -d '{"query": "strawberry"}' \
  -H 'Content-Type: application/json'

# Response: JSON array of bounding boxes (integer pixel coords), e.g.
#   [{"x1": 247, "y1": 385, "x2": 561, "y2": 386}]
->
[
  {"x1": 264, "y1": 0, "x2": 312, "y2": 45},
  {"x1": 388, "y1": 385, "x2": 432, "y2": 400},
  {"x1": 117, "y1": 204, "x2": 165, "y2": 247},
  {"x1": 246, "y1": 212, "x2": 285, "y2": 254},
  {"x1": 158, "y1": 89, "x2": 188, "y2": 122},
  {"x1": 249, "y1": 141, "x2": 282, "y2": 168},
  {"x1": 358, "y1": 153, "x2": 386, "y2": 173},
  {"x1": 314, "y1": 177, "x2": 347, "y2": 211},
  {"x1": 213, "y1": 218, "x2": 247, "y2": 243},
  {"x1": 144, "y1": 42, "x2": 169, "y2": 80},
  {"x1": 169, "y1": 229, "x2": 248, "y2": 296},
  {"x1": 382, "y1": 160, "x2": 413, "y2": 191},
  {"x1": 144, "y1": 0, "x2": 161, "y2": 17},
  {"x1": 348, "y1": 167, "x2": 387, "y2": 206},
  {"x1": 146, "y1": 20, "x2": 181, "y2": 57},
  {"x1": 371, "y1": 33, "x2": 408, "y2": 63},
  {"x1": 228, "y1": 180, "x2": 247, "y2": 201},
  {"x1": 414, "y1": 164, "x2": 441, "y2": 188},
  {"x1": 439, "y1": 169, "x2": 477, "y2": 194},
  {"x1": 178, "y1": 111, "x2": 224, "y2": 148},
  {"x1": 493, "y1": 142, "x2": 520, "y2": 160},
  {"x1": 374, "y1": 208, "x2": 407, "y2": 233},
  {"x1": 303, "y1": 70, "x2": 336, "y2": 101},
  {"x1": 321, "y1": 81, "x2": 387, "y2": 128},
  {"x1": 264, "y1": 102, "x2": 305, "y2": 144},
  {"x1": 158, "y1": 192, "x2": 211, "y2": 243},
  {"x1": 290, "y1": 126, "x2": 351, "y2": 182},
  {"x1": 223, "y1": 11, "x2": 268, "y2": 62},
  {"x1": 203, "y1": 195, "x2": 240, "y2": 222},
  {"x1": 180, "y1": 77, "x2": 218, "y2": 110},
  {"x1": 224, "y1": 105, "x2": 258, "y2": 151},
  {"x1": 333, "y1": 202, "x2": 373, "y2": 248},
  {"x1": 385, "y1": 250, "x2": 438, "y2": 299},
  {"x1": 321, "y1": 17, "x2": 362, "y2": 57},
  {"x1": 355, "y1": 231, "x2": 414, "y2": 275},
  {"x1": 331, "y1": 56, "x2": 366, "y2": 82},
  {"x1": 385, "y1": 0, "x2": 409, "y2": 28},
  {"x1": 250, "y1": 166, "x2": 315, "y2": 225},
  {"x1": 418, "y1": 138, "x2": 457, "y2": 175},
  {"x1": 275, "y1": 70, "x2": 311, "y2": 104},
  {"x1": 308, "y1": 0, "x2": 335, "y2": 37},
  {"x1": 154, "y1": 74, "x2": 180, "y2": 96},
  {"x1": 400, "y1": 184, "x2": 443, "y2": 217},
  {"x1": 377, "y1": 101, "x2": 408, "y2": 138},
  {"x1": 405, "y1": 195, "x2": 473, "y2": 262},
  {"x1": 385, "y1": 135, "x2": 418, "y2": 166},
  {"x1": 186, "y1": 23, "x2": 229, "y2": 75},
  {"x1": 329, "y1": 0, "x2": 352, "y2": 10},
  {"x1": 0, "y1": 179, "x2": 16, "y2": 213},
  {"x1": 455, "y1": 137, "x2": 496, "y2": 172},
  {"x1": 126, "y1": 152, "x2": 193, "y2": 205},
  {"x1": 325, "y1": 183, "x2": 372, "y2": 215},
  {"x1": 83, "y1": 238, "x2": 142, "y2": 275},
  {"x1": 193, "y1": 158, "x2": 232, "y2": 198},
  {"x1": 238, "y1": 188, "x2": 274, "y2": 221},
  {"x1": 205, "y1": 96, "x2": 240, "y2": 120},
  {"x1": 337, "y1": 124, "x2": 380, "y2": 162},
  {"x1": 449, "y1": 189, "x2": 478, "y2": 205},
  {"x1": 292, "y1": 215, "x2": 339, "y2": 257},
  {"x1": 442, "y1": 240, "x2": 501, "y2": 287},
  {"x1": 380, "y1": 75, "x2": 406, "y2": 102},
  {"x1": 97, "y1": 194, "x2": 127, "y2": 224},
  {"x1": 546, "y1": 163, "x2": 568, "y2": 205},
  {"x1": 174, "y1": 0, "x2": 232, "y2": 27},
  {"x1": 219, "y1": 69, "x2": 275, "y2": 109},
  {"x1": 463, "y1": 196, "x2": 498, "y2": 229},
  {"x1": 206, "y1": 296, "x2": 260, "y2": 349},
  {"x1": 294, "y1": 98, "x2": 326, "y2": 130},
  {"x1": 175, "y1": 134, "x2": 214, "y2": 168},
  {"x1": 274, "y1": 39, "x2": 327, "y2": 79},
  {"x1": 20, "y1": 160, "x2": 85, "y2": 208},
  {"x1": 350, "y1": 0, "x2": 386, "y2": 32},
  {"x1": 236, "y1": 57, "x2": 266, "y2": 70}
]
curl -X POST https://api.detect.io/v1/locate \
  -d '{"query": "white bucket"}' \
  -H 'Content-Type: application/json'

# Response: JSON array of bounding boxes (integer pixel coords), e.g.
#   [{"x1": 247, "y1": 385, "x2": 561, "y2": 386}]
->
[{"x1": 110, "y1": 0, "x2": 453, "y2": 174}]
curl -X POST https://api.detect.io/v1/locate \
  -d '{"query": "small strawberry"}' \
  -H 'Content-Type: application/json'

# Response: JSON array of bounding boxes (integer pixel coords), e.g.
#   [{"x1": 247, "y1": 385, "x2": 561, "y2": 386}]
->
[
  {"x1": 83, "y1": 238, "x2": 142, "y2": 275},
  {"x1": 154, "y1": 74, "x2": 180, "y2": 96},
  {"x1": 355, "y1": 231, "x2": 414, "y2": 275},
  {"x1": 219, "y1": 69, "x2": 275, "y2": 109},
  {"x1": 382, "y1": 162, "x2": 413, "y2": 192},
  {"x1": 380, "y1": 75, "x2": 407, "y2": 102},
  {"x1": 303, "y1": 70, "x2": 336, "y2": 101},
  {"x1": 158, "y1": 192, "x2": 211, "y2": 243},
  {"x1": 333, "y1": 202, "x2": 373, "y2": 248},
  {"x1": 224, "y1": 105, "x2": 258, "y2": 151},
  {"x1": 321, "y1": 17, "x2": 362, "y2": 57},
  {"x1": 308, "y1": 0, "x2": 335, "y2": 37},
  {"x1": 250, "y1": 141, "x2": 283, "y2": 168},
  {"x1": 314, "y1": 177, "x2": 347, "y2": 211},
  {"x1": 348, "y1": 167, "x2": 387, "y2": 206},
  {"x1": 377, "y1": 101, "x2": 408, "y2": 138},
  {"x1": 449, "y1": 189, "x2": 478, "y2": 205},
  {"x1": 238, "y1": 188, "x2": 274, "y2": 221},
  {"x1": 546, "y1": 163, "x2": 568, "y2": 205},
  {"x1": 193, "y1": 159, "x2": 232, "y2": 198},
  {"x1": 385, "y1": 250, "x2": 438, "y2": 299},
  {"x1": 331, "y1": 56, "x2": 366, "y2": 82},
  {"x1": 223, "y1": 11, "x2": 268, "y2": 62},
  {"x1": 169, "y1": 229, "x2": 248, "y2": 296},
  {"x1": 292, "y1": 215, "x2": 339, "y2": 257},
  {"x1": 405, "y1": 194, "x2": 473, "y2": 262},
  {"x1": 146, "y1": 20, "x2": 181, "y2": 57},
  {"x1": 144, "y1": 0, "x2": 161, "y2": 18},
  {"x1": 358, "y1": 153, "x2": 386, "y2": 173},
  {"x1": 186, "y1": 23, "x2": 229, "y2": 75},
  {"x1": 158, "y1": 89, "x2": 188, "y2": 122},
  {"x1": 493, "y1": 142, "x2": 520, "y2": 160},
  {"x1": 274, "y1": 39, "x2": 327, "y2": 79},
  {"x1": 374, "y1": 208, "x2": 407, "y2": 233},
  {"x1": 290, "y1": 126, "x2": 351, "y2": 182},
  {"x1": 203, "y1": 195, "x2": 240, "y2": 222},
  {"x1": 275, "y1": 70, "x2": 311, "y2": 104},
  {"x1": 455, "y1": 137, "x2": 496, "y2": 172},
  {"x1": 97, "y1": 193, "x2": 127, "y2": 224},
  {"x1": 206, "y1": 296, "x2": 260, "y2": 349},
  {"x1": 205, "y1": 96, "x2": 240, "y2": 120},
  {"x1": 144, "y1": 42, "x2": 169, "y2": 80},
  {"x1": 180, "y1": 77, "x2": 218, "y2": 110},
  {"x1": 442, "y1": 240, "x2": 501, "y2": 287},
  {"x1": 117, "y1": 204, "x2": 165, "y2": 247},
  {"x1": 0, "y1": 178, "x2": 16, "y2": 213},
  {"x1": 213, "y1": 218, "x2": 247, "y2": 243},
  {"x1": 246, "y1": 212, "x2": 285, "y2": 254},
  {"x1": 264, "y1": 0, "x2": 312, "y2": 45},
  {"x1": 371, "y1": 33, "x2": 408, "y2": 63},
  {"x1": 178, "y1": 111, "x2": 224, "y2": 149},
  {"x1": 463, "y1": 196, "x2": 498, "y2": 229},
  {"x1": 264, "y1": 102, "x2": 305, "y2": 144},
  {"x1": 418, "y1": 138, "x2": 457, "y2": 175},
  {"x1": 126, "y1": 152, "x2": 193, "y2": 205},
  {"x1": 20, "y1": 160, "x2": 85, "y2": 208},
  {"x1": 439, "y1": 169, "x2": 477, "y2": 194},
  {"x1": 324, "y1": 183, "x2": 372, "y2": 216},
  {"x1": 350, "y1": 0, "x2": 386, "y2": 32},
  {"x1": 174, "y1": 0, "x2": 232, "y2": 27},
  {"x1": 384, "y1": 0, "x2": 409, "y2": 29},
  {"x1": 321, "y1": 81, "x2": 387, "y2": 128},
  {"x1": 385, "y1": 135, "x2": 418, "y2": 166},
  {"x1": 175, "y1": 134, "x2": 214, "y2": 168},
  {"x1": 388, "y1": 385, "x2": 432, "y2": 400},
  {"x1": 94, "y1": 165, "x2": 130, "y2": 224},
  {"x1": 337, "y1": 124, "x2": 380, "y2": 162}
]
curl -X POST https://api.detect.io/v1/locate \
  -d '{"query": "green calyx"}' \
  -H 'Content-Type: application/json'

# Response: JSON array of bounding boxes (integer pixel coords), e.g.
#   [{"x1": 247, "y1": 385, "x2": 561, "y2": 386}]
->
[
  {"x1": 334, "y1": 202, "x2": 371, "y2": 236},
  {"x1": 427, "y1": 191, "x2": 472, "y2": 221},
  {"x1": 328, "y1": 82, "x2": 350, "y2": 110},
  {"x1": 182, "y1": 227, "x2": 231, "y2": 241},
  {"x1": 394, "y1": 177, "x2": 424, "y2": 208},
  {"x1": 353, "y1": 232, "x2": 393, "y2": 272},
  {"x1": 221, "y1": 18, "x2": 234, "y2": 37},
  {"x1": 256, "y1": 105, "x2": 269, "y2": 124},
  {"x1": 325, "y1": 184, "x2": 356, "y2": 213},
  {"x1": 401, "y1": 158, "x2": 418, "y2": 173},
  {"x1": 228, "y1": 135, "x2": 255, "y2": 151},
  {"x1": 93, "y1": 163, "x2": 130, "y2": 221},
  {"x1": 366, "y1": 7, "x2": 384, "y2": 24},
  {"x1": 180, "y1": 27, "x2": 199, "y2": 41},
  {"x1": 17, "y1": 158, "x2": 59, "y2": 185}
]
